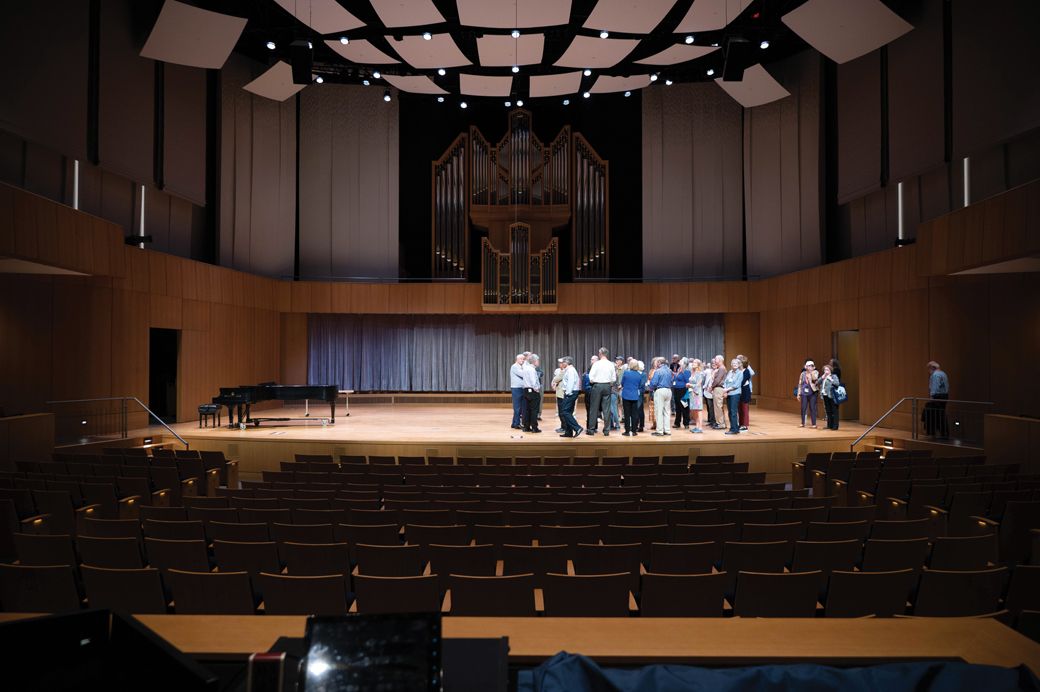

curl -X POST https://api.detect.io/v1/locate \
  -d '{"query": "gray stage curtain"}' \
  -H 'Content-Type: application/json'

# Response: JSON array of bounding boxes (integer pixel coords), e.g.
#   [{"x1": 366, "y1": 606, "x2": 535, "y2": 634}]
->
[{"x1": 308, "y1": 314, "x2": 724, "y2": 392}]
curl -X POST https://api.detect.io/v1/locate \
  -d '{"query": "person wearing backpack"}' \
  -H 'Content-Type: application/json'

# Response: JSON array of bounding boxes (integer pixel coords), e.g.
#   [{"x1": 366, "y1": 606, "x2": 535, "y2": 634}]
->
[{"x1": 819, "y1": 363, "x2": 841, "y2": 431}]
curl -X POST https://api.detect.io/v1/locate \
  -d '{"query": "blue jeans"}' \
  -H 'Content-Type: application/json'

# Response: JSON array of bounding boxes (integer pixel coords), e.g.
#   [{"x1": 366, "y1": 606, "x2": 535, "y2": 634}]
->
[
  {"x1": 608, "y1": 392, "x2": 620, "y2": 429},
  {"x1": 559, "y1": 392, "x2": 581, "y2": 434},
  {"x1": 511, "y1": 387, "x2": 524, "y2": 427},
  {"x1": 727, "y1": 394, "x2": 740, "y2": 432}
]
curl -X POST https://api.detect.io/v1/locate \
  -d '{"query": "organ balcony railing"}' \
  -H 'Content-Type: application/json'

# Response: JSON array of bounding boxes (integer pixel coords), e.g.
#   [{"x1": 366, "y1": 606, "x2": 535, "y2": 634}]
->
[{"x1": 481, "y1": 225, "x2": 558, "y2": 307}]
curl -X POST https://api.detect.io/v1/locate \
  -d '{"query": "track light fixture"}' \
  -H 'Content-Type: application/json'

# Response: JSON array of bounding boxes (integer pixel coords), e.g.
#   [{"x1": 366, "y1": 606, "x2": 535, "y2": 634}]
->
[
  {"x1": 583, "y1": 68, "x2": 592, "y2": 77},
  {"x1": 511, "y1": 29, "x2": 520, "y2": 39},
  {"x1": 512, "y1": 65, "x2": 519, "y2": 73},
  {"x1": 383, "y1": 88, "x2": 391, "y2": 102},
  {"x1": 339, "y1": 36, "x2": 348, "y2": 45},
  {"x1": 516, "y1": 99, "x2": 523, "y2": 107},
  {"x1": 460, "y1": 101, "x2": 467, "y2": 109},
  {"x1": 266, "y1": 40, "x2": 276, "y2": 50},
  {"x1": 422, "y1": 31, "x2": 432, "y2": 40},
  {"x1": 437, "y1": 68, "x2": 446, "y2": 76},
  {"x1": 685, "y1": 35, "x2": 695, "y2": 44},
  {"x1": 599, "y1": 30, "x2": 609, "y2": 39},
  {"x1": 760, "y1": 40, "x2": 770, "y2": 49}
]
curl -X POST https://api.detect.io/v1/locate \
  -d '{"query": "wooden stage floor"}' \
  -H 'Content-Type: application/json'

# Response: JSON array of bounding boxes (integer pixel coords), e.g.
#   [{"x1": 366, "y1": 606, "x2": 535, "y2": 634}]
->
[{"x1": 174, "y1": 404, "x2": 876, "y2": 481}]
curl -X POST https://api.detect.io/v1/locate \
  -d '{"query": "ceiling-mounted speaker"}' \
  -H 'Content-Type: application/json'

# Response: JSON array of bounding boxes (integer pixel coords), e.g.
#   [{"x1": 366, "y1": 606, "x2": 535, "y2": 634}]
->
[
  {"x1": 290, "y1": 39, "x2": 313, "y2": 85},
  {"x1": 721, "y1": 37, "x2": 753, "y2": 82}
]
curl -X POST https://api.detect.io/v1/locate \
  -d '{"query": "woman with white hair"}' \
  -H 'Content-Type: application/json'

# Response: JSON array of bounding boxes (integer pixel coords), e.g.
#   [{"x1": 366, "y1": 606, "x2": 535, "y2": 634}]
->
[
  {"x1": 722, "y1": 358, "x2": 744, "y2": 435},
  {"x1": 687, "y1": 359, "x2": 706, "y2": 433},
  {"x1": 796, "y1": 360, "x2": 820, "y2": 428}
]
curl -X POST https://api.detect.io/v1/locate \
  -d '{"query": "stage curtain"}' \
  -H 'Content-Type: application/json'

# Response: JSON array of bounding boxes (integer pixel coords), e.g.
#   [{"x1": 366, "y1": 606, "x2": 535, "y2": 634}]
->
[{"x1": 308, "y1": 314, "x2": 724, "y2": 392}]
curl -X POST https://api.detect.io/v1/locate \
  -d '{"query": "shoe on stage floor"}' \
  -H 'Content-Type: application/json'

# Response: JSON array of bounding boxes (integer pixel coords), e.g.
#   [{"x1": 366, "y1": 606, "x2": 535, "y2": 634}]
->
[
  {"x1": 559, "y1": 433, "x2": 574, "y2": 438},
  {"x1": 691, "y1": 428, "x2": 703, "y2": 433},
  {"x1": 555, "y1": 428, "x2": 565, "y2": 433},
  {"x1": 511, "y1": 425, "x2": 522, "y2": 430},
  {"x1": 585, "y1": 429, "x2": 598, "y2": 436},
  {"x1": 739, "y1": 426, "x2": 748, "y2": 431},
  {"x1": 574, "y1": 427, "x2": 584, "y2": 437},
  {"x1": 725, "y1": 431, "x2": 738, "y2": 435},
  {"x1": 530, "y1": 428, "x2": 542, "y2": 433},
  {"x1": 652, "y1": 432, "x2": 664, "y2": 436}
]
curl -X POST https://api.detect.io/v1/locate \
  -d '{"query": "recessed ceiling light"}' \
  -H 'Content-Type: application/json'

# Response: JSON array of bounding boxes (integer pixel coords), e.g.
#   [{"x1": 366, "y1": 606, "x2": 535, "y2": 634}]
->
[
  {"x1": 684, "y1": 35, "x2": 695, "y2": 44},
  {"x1": 665, "y1": 79, "x2": 673, "y2": 86},
  {"x1": 307, "y1": 41, "x2": 313, "y2": 49},
  {"x1": 760, "y1": 40, "x2": 770, "y2": 49},
  {"x1": 315, "y1": 75, "x2": 323, "y2": 84},
  {"x1": 383, "y1": 89, "x2": 391, "y2": 102},
  {"x1": 511, "y1": 29, "x2": 520, "y2": 39},
  {"x1": 437, "y1": 96, "x2": 444, "y2": 103},
  {"x1": 437, "y1": 68, "x2": 446, "y2": 76},
  {"x1": 706, "y1": 68, "x2": 715, "y2": 76},
  {"x1": 362, "y1": 79, "x2": 370, "y2": 86},
  {"x1": 582, "y1": 91, "x2": 590, "y2": 98},
  {"x1": 583, "y1": 68, "x2": 592, "y2": 77},
  {"x1": 562, "y1": 98, "x2": 570, "y2": 105},
  {"x1": 512, "y1": 65, "x2": 519, "y2": 73},
  {"x1": 266, "y1": 41, "x2": 276, "y2": 50},
  {"x1": 599, "y1": 30, "x2": 609, "y2": 39},
  {"x1": 505, "y1": 101, "x2": 511, "y2": 107},
  {"x1": 422, "y1": 31, "x2": 433, "y2": 41},
  {"x1": 516, "y1": 99, "x2": 523, "y2": 107},
  {"x1": 624, "y1": 90, "x2": 631, "y2": 97},
  {"x1": 339, "y1": 36, "x2": 349, "y2": 45},
  {"x1": 649, "y1": 73, "x2": 658, "y2": 82},
  {"x1": 460, "y1": 101, "x2": 467, "y2": 109},
  {"x1": 373, "y1": 71, "x2": 381, "y2": 79}
]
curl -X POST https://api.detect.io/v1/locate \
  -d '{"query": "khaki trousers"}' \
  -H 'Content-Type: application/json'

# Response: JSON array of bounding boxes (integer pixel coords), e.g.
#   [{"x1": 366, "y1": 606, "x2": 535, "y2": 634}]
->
[{"x1": 712, "y1": 386, "x2": 727, "y2": 426}]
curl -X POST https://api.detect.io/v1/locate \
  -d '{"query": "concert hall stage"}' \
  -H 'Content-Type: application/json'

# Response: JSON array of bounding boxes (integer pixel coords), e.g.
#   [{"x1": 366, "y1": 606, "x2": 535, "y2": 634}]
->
[{"x1": 173, "y1": 403, "x2": 881, "y2": 483}]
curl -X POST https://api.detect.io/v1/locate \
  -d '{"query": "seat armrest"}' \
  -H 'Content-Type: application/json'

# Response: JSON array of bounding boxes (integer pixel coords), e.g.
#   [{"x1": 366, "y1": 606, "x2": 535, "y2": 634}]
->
[
  {"x1": 180, "y1": 477, "x2": 198, "y2": 498},
  {"x1": 966, "y1": 515, "x2": 998, "y2": 537},
  {"x1": 118, "y1": 495, "x2": 142, "y2": 520},
  {"x1": 203, "y1": 468, "x2": 220, "y2": 496},
  {"x1": 224, "y1": 460, "x2": 240, "y2": 490},
  {"x1": 881, "y1": 496, "x2": 905, "y2": 519},
  {"x1": 150, "y1": 488, "x2": 171, "y2": 507},
  {"x1": 922, "y1": 505, "x2": 948, "y2": 538},
  {"x1": 856, "y1": 490, "x2": 876, "y2": 509},
  {"x1": 20, "y1": 514, "x2": 51, "y2": 534},
  {"x1": 829, "y1": 479, "x2": 848, "y2": 507},
  {"x1": 75, "y1": 503, "x2": 103, "y2": 534}
]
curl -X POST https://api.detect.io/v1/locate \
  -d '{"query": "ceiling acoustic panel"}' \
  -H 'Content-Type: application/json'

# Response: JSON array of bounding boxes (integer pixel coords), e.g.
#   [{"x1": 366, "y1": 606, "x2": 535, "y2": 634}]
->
[
  {"x1": 583, "y1": 0, "x2": 678, "y2": 35},
  {"x1": 589, "y1": 74, "x2": 652, "y2": 93},
  {"x1": 388, "y1": 34, "x2": 471, "y2": 69},
  {"x1": 635, "y1": 44, "x2": 719, "y2": 65},
  {"x1": 242, "y1": 61, "x2": 306, "y2": 101},
  {"x1": 782, "y1": 0, "x2": 913, "y2": 64},
  {"x1": 456, "y1": 0, "x2": 573, "y2": 28},
  {"x1": 324, "y1": 39, "x2": 400, "y2": 64},
  {"x1": 528, "y1": 71, "x2": 584, "y2": 97},
  {"x1": 370, "y1": 0, "x2": 445, "y2": 28},
  {"x1": 554, "y1": 36, "x2": 640, "y2": 68},
  {"x1": 459, "y1": 74, "x2": 514, "y2": 97},
  {"x1": 382, "y1": 74, "x2": 447, "y2": 94},
  {"x1": 476, "y1": 34, "x2": 545, "y2": 67},
  {"x1": 674, "y1": 0, "x2": 753, "y2": 33},
  {"x1": 715, "y1": 63, "x2": 790, "y2": 107},
  {"x1": 140, "y1": 0, "x2": 246, "y2": 69},
  {"x1": 271, "y1": 0, "x2": 364, "y2": 34}
]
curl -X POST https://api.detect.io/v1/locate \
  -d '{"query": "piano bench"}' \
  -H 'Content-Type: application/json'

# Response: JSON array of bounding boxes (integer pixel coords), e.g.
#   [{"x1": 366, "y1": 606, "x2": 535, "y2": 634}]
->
[{"x1": 198, "y1": 404, "x2": 221, "y2": 428}]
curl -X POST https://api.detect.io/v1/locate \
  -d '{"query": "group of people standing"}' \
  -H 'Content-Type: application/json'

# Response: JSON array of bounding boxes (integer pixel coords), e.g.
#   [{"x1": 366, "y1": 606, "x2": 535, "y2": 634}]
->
[
  {"x1": 509, "y1": 348, "x2": 756, "y2": 439},
  {"x1": 795, "y1": 358, "x2": 843, "y2": 430}
]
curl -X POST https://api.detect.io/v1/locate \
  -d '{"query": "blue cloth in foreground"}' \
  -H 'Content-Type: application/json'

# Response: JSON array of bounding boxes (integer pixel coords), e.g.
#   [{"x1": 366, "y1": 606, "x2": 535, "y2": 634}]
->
[{"x1": 517, "y1": 652, "x2": 1040, "y2": 692}]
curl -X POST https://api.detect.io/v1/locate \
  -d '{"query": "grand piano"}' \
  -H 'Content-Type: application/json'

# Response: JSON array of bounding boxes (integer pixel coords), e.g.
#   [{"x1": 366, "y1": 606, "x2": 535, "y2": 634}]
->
[{"x1": 213, "y1": 383, "x2": 340, "y2": 428}]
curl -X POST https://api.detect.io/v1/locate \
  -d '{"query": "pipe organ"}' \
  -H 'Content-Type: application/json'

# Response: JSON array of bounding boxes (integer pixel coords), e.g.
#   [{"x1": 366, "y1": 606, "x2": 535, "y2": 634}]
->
[{"x1": 431, "y1": 110, "x2": 609, "y2": 304}]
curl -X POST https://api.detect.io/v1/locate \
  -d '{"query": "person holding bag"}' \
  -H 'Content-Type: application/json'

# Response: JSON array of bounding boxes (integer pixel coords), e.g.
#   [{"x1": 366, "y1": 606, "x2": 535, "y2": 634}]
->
[
  {"x1": 819, "y1": 363, "x2": 840, "y2": 431},
  {"x1": 796, "y1": 360, "x2": 820, "y2": 428}
]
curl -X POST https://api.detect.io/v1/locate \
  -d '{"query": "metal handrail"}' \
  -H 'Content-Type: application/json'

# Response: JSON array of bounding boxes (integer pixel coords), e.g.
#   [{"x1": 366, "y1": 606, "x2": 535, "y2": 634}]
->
[
  {"x1": 46, "y1": 396, "x2": 189, "y2": 449},
  {"x1": 851, "y1": 396, "x2": 994, "y2": 451}
]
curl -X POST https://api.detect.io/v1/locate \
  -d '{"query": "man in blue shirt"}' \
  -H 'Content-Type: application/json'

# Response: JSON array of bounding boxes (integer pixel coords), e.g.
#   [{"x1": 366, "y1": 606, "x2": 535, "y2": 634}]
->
[
  {"x1": 557, "y1": 356, "x2": 583, "y2": 438},
  {"x1": 649, "y1": 358, "x2": 673, "y2": 437},
  {"x1": 509, "y1": 353, "x2": 526, "y2": 429},
  {"x1": 924, "y1": 361, "x2": 950, "y2": 438}
]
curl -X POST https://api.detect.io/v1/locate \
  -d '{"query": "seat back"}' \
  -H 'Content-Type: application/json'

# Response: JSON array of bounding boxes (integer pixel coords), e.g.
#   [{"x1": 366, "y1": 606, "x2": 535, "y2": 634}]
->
[
  {"x1": 500, "y1": 544, "x2": 568, "y2": 587},
  {"x1": 14, "y1": 533, "x2": 77, "y2": 567},
  {"x1": 142, "y1": 519, "x2": 205, "y2": 541},
  {"x1": 144, "y1": 537, "x2": 210, "y2": 573},
  {"x1": 81, "y1": 565, "x2": 166, "y2": 613},
  {"x1": 929, "y1": 534, "x2": 997, "y2": 570},
  {"x1": 259, "y1": 573, "x2": 351, "y2": 615},
  {"x1": 280, "y1": 541, "x2": 351, "y2": 578},
  {"x1": 1004, "y1": 564, "x2": 1040, "y2": 617},
  {"x1": 0, "y1": 563, "x2": 80, "y2": 612},
  {"x1": 352, "y1": 574, "x2": 440, "y2": 614},
  {"x1": 825, "y1": 568, "x2": 915, "y2": 617},
  {"x1": 806, "y1": 521, "x2": 870, "y2": 542},
  {"x1": 77, "y1": 535, "x2": 143, "y2": 569},
  {"x1": 427, "y1": 544, "x2": 496, "y2": 592},
  {"x1": 448, "y1": 574, "x2": 536, "y2": 616},
  {"x1": 647, "y1": 542, "x2": 717, "y2": 575},
  {"x1": 862, "y1": 538, "x2": 930, "y2": 573},
  {"x1": 208, "y1": 521, "x2": 270, "y2": 543},
  {"x1": 572, "y1": 543, "x2": 642, "y2": 591},
  {"x1": 542, "y1": 572, "x2": 630, "y2": 617},
  {"x1": 913, "y1": 567, "x2": 1008, "y2": 616},
  {"x1": 733, "y1": 571, "x2": 820, "y2": 617},
  {"x1": 354, "y1": 543, "x2": 426, "y2": 576},
  {"x1": 270, "y1": 523, "x2": 336, "y2": 544},
  {"x1": 167, "y1": 569, "x2": 255, "y2": 614},
  {"x1": 212, "y1": 540, "x2": 281, "y2": 579},
  {"x1": 721, "y1": 541, "x2": 789, "y2": 594},
  {"x1": 639, "y1": 572, "x2": 727, "y2": 617},
  {"x1": 791, "y1": 539, "x2": 862, "y2": 596}
]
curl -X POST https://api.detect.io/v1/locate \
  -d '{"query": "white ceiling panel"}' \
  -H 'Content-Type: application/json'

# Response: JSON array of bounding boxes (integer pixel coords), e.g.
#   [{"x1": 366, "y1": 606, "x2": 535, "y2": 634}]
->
[
  {"x1": 243, "y1": 61, "x2": 306, "y2": 102},
  {"x1": 324, "y1": 39, "x2": 400, "y2": 64},
  {"x1": 370, "y1": 0, "x2": 445, "y2": 28},
  {"x1": 554, "y1": 36, "x2": 640, "y2": 68},
  {"x1": 383, "y1": 74, "x2": 448, "y2": 94},
  {"x1": 635, "y1": 44, "x2": 719, "y2": 65},
  {"x1": 589, "y1": 74, "x2": 652, "y2": 93},
  {"x1": 529, "y1": 71, "x2": 584, "y2": 97},
  {"x1": 387, "y1": 34, "x2": 471, "y2": 69},
  {"x1": 583, "y1": 0, "x2": 677, "y2": 34},
  {"x1": 459, "y1": 74, "x2": 514, "y2": 97},
  {"x1": 674, "y1": 0, "x2": 753, "y2": 33},
  {"x1": 456, "y1": 0, "x2": 573, "y2": 28},
  {"x1": 271, "y1": 0, "x2": 364, "y2": 34},
  {"x1": 140, "y1": 0, "x2": 246, "y2": 69},
  {"x1": 476, "y1": 34, "x2": 545, "y2": 67},
  {"x1": 782, "y1": 0, "x2": 913, "y2": 64},
  {"x1": 715, "y1": 63, "x2": 790, "y2": 107}
]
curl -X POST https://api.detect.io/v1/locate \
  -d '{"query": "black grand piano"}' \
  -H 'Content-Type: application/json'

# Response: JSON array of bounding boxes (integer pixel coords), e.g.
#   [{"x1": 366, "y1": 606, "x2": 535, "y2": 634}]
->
[{"x1": 213, "y1": 383, "x2": 340, "y2": 428}]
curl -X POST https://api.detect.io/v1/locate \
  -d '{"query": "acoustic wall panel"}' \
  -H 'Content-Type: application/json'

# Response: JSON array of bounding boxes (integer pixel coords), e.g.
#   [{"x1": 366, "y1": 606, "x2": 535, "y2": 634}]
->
[
  {"x1": 836, "y1": 51, "x2": 881, "y2": 204},
  {"x1": 163, "y1": 64, "x2": 207, "y2": 205}
]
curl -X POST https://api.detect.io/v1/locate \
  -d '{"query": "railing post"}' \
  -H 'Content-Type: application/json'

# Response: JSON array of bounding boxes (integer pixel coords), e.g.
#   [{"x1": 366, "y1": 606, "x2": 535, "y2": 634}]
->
[
  {"x1": 911, "y1": 398, "x2": 918, "y2": 440},
  {"x1": 121, "y1": 398, "x2": 127, "y2": 439}
]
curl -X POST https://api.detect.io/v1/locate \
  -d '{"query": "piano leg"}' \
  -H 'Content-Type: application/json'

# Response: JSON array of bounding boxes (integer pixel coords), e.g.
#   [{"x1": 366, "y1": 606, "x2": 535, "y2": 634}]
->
[
  {"x1": 331, "y1": 401, "x2": 336, "y2": 424},
  {"x1": 225, "y1": 405, "x2": 236, "y2": 429}
]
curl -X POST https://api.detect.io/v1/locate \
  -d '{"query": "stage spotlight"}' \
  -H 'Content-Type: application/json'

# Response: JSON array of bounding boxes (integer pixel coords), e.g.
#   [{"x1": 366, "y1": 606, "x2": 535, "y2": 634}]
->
[
  {"x1": 266, "y1": 40, "x2": 276, "y2": 50},
  {"x1": 582, "y1": 91, "x2": 590, "y2": 98},
  {"x1": 685, "y1": 35, "x2": 695, "y2": 44},
  {"x1": 511, "y1": 29, "x2": 520, "y2": 39},
  {"x1": 649, "y1": 73, "x2": 658, "y2": 82},
  {"x1": 422, "y1": 31, "x2": 432, "y2": 40},
  {"x1": 516, "y1": 99, "x2": 523, "y2": 106},
  {"x1": 760, "y1": 40, "x2": 770, "y2": 49},
  {"x1": 706, "y1": 68, "x2": 715, "y2": 76},
  {"x1": 437, "y1": 68, "x2": 446, "y2": 76},
  {"x1": 339, "y1": 36, "x2": 348, "y2": 45},
  {"x1": 315, "y1": 75, "x2": 323, "y2": 84},
  {"x1": 373, "y1": 70, "x2": 381, "y2": 79},
  {"x1": 512, "y1": 65, "x2": 519, "y2": 73},
  {"x1": 562, "y1": 98, "x2": 570, "y2": 105},
  {"x1": 362, "y1": 79, "x2": 370, "y2": 86},
  {"x1": 599, "y1": 30, "x2": 609, "y2": 39},
  {"x1": 505, "y1": 100, "x2": 511, "y2": 107},
  {"x1": 460, "y1": 101, "x2": 467, "y2": 108},
  {"x1": 383, "y1": 88, "x2": 391, "y2": 102},
  {"x1": 624, "y1": 90, "x2": 631, "y2": 97},
  {"x1": 665, "y1": 79, "x2": 673, "y2": 85},
  {"x1": 583, "y1": 68, "x2": 592, "y2": 76},
  {"x1": 437, "y1": 96, "x2": 444, "y2": 102}
]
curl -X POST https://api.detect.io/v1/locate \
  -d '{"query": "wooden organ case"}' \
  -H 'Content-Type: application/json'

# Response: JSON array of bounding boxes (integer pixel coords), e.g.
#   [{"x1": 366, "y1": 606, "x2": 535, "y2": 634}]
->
[{"x1": 431, "y1": 110, "x2": 609, "y2": 307}]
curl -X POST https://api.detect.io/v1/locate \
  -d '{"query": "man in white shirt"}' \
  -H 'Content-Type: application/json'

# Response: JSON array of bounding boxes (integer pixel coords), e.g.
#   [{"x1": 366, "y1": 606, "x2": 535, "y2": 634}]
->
[
  {"x1": 521, "y1": 354, "x2": 542, "y2": 433},
  {"x1": 586, "y1": 347, "x2": 617, "y2": 436},
  {"x1": 557, "y1": 356, "x2": 583, "y2": 437},
  {"x1": 509, "y1": 353, "x2": 526, "y2": 429}
]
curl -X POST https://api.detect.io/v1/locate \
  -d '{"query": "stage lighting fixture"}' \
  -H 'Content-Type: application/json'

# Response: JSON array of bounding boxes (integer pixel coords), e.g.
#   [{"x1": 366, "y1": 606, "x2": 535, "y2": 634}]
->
[
  {"x1": 266, "y1": 40, "x2": 276, "y2": 50},
  {"x1": 512, "y1": 65, "x2": 519, "y2": 73},
  {"x1": 383, "y1": 89, "x2": 391, "y2": 102},
  {"x1": 315, "y1": 75, "x2": 323, "y2": 84},
  {"x1": 665, "y1": 79, "x2": 673, "y2": 85},
  {"x1": 511, "y1": 29, "x2": 520, "y2": 39},
  {"x1": 362, "y1": 79, "x2": 370, "y2": 86},
  {"x1": 289, "y1": 39, "x2": 313, "y2": 85},
  {"x1": 422, "y1": 31, "x2": 432, "y2": 40},
  {"x1": 505, "y1": 101, "x2": 511, "y2": 107},
  {"x1": 373, "y1": 70, "x2": 381, "y2": 79},
  {"x1": 437, "y1": 96, "x2": 444, "y2": 102},
  {"x1": 583, "y1": 68, "x2": 592, "y2": 76},
  {"x1": 460, "y1": 101, "x2": 467, "y2": 108},
  {"x1": 339, "y1": 36, "x2": 348, "y2": 45},
  {"x1": 685, "y1": 35, "x2": 695, "y2": 44},
  {"x1": 707, "y1": 68, "x2": 715, "y2": 76},
  {"x1": 582, "y1": 91, "x2": 590, "y2": 98},
  {"x1": 516, "y1": 99, "x2": 523, "y2": 106},
  {"x1": 562, "y1": 98, "x2": 570, "y2": 105},
  {"x1": 760, "y1": 40, "x2": 770, "y2": 49},
  {"x1": 649, "y1": 73, "x2": 658, "y2": 82},
  {"x1": 437, "y1": 68, "x2": 446, "y2": 76},
  {"x1": 624, "y1": 90, "x2": 631, "y2": 97},
  {"x1": 599, "y1": 30, "x2": 609, "y2": 39}
]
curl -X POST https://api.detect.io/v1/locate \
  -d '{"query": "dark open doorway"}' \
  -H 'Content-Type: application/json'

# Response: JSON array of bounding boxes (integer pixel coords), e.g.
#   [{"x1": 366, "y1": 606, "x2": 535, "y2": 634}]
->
[
  {"x1": 834, "y1": 330, "x2": 860, "y2": 421},
  {"x1": 149, "y1": 328, "x2": 179, "y2": 424}
]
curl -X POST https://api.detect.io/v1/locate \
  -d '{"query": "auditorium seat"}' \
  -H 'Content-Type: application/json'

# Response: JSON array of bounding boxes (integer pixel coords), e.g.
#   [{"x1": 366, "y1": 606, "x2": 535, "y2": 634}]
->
[
  {"x1": 733, "y1": 571, "x2": 820, "y2": 618},
  {"x1": 183, "y1": 496, "x2": 228, "y2": 509},
  {"x1": 870, "y1": 518, "x2": 931, "y2": 541},
  {"x1": 353, "y1": 574, "x2": 440, "y2": 614},
  {"x1": 81, "y1": 565, "x2": 167, "y2": 613},
  {"x1": 542, "y1": 573, "x2": 630, "y2": 617},
  {"x1": 212, "y1": 540, "x2": 281, "y2": 584},
  {"x1": 143, "y1": 519, "x2": 205, "y2": 541},
  {"x1": 207, "y1": 521, "x2": 270, "y2": 543},
  {"x1": 913, "y1": 567, "x2": 1008, "y2": 617},
  {"x1": 13, "y1": 532, "x2": 77, "y2": 567},
  {"x1": 260, "y1": 573, "x2": 351, "y2": 615},
  {"x1": 648, "y1": 542, "x2": 717, "y2": 575},
  {"x1": 639, "y1": 572, "x2": 727, "y2": 617},
  {"x1": 167, "y1": 569, "x2": 255, "y2": 615},
  {"x1": 501, "y1": 544, "x2": 568, "y2": 587},
  {"x1": 790, "y1": 540, "x2": 862, "y2": 597},
  {"x1": 280, "y1": 541, "x2": 351, "y2": 580},
  {"x1": 77, "y1": 535, "x2": 143, "y2": 569},
  {"x1": 539, "y1": 524, "x2": 601, "y2": 546},
  {"x1": 668, "y1": 508, "x2": 722, "y2": 526},
  {"x1": 0, "y1": 563, "x2": 80, "y2": 612},
  {"x1": 776, "y1": 505, "x2": 828, "y2": 527},
  {"x1": 270, "y1": 522, "x2": 336, "y2": 544},
  {"x1": 427, "y1": 544, "x2": 496, "y2": 592},
  {"x1": 1004, "y1": 565, "x2": 1040, "y2": 627},
  {"x1": 335, "y1": 524, "x2": 401, "y2": 558},
  {"x1": 472, "y1": 524, "x2": 534, "y2": 552},
  {"x1": 354, "y1": 543, "x2": 426, "y2": 576},
  {"x1": 828, "y1": 505, "x2": 877, "y2": 523},
  {"x1": 405, "y1": 523, "x2": 470, "y2": 547},
  {"x1": 144, "y1": 538, "x2": 210, "y2": 573},
  {"x1": 449, "y1": 574, "x2": 536, "y2": 616},
  {"x1": 573, "y1": 542, "x2": 642, "y2": 590},
  {"x1": 721, "y1": 541, "x2": 790, "y2": 596},
  {"x1": 741, "y1": 521, "x2": 804, "y2": 543},
  {"x1": 861, "y1": 538, "x2": 930, "y2": 573},
  {"x1": 139, "y1": 506, "x2": 187, "y2": 522},
  {"x1": 929, "y1": 534, "x2": 997, "y2": 570},
  {"x1": 806, "y1": 520, "x2": 871, "y2": 542}
]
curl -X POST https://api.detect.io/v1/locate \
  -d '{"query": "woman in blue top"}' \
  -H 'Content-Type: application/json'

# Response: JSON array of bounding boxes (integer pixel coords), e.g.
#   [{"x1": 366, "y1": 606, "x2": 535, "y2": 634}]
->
[
  {"x1": 722, "y1": 358, "x2": 744, "y2": 435},
  {"x1": 671, "y1": 361, "x2": 691, "y2": 430},
  {"x1": 620, "y1": 364, "x2": 644, "y2": 436}
]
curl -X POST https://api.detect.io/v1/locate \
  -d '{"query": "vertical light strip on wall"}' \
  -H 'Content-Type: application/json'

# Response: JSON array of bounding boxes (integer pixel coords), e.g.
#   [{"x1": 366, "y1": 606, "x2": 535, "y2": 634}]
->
[
  {"x1": 962, "y1": 156, "x2": 970, "y2": 207},
  {"x1": 896, "y1": 180, "x2": 905, "y2": 242},
  {"x1": 139, "y1": 184, "x2": 146, "y2": 249},
  {"x1": 73, "y1": 160, "x2": 80, "y2": 210}
]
